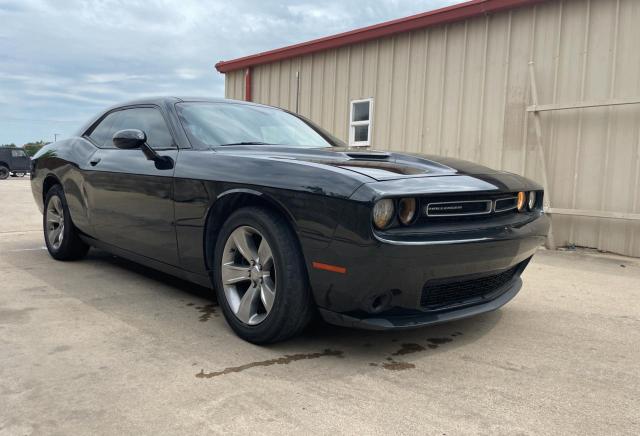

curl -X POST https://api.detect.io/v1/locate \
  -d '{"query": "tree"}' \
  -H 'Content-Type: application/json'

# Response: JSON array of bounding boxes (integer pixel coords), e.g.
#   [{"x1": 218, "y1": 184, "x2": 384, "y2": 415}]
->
[
  {"x1": 23, "y1": 140, "x2": 50, "y2": 157},
  {"x1": 0, "y1": 143, "x2": 17, "y2": 148}
]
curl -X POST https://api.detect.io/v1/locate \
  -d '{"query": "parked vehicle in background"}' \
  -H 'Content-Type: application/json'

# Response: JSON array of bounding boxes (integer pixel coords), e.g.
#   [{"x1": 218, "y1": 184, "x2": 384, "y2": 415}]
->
[
  {"x1": 30, "y1": 97, "x2": 549, "y2": 344},
  {"x1": 0, "y1": 148, "x2": 30, "y2": 179}
]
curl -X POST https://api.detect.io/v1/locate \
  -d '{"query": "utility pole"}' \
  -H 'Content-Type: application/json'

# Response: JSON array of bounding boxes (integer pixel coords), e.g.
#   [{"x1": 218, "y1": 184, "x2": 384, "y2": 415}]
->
[{"x1": 54, "y1": 133, "x2": 61, "y2": 142}]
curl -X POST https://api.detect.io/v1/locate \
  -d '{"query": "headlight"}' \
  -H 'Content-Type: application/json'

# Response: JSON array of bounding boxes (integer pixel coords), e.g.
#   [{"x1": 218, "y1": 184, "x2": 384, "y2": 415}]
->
[
  {"x1": 398, "y1": 198, "x2": 417, "y2": 225},
  {"x1": 516, "y1": 192, "x2": 526, "y2": 212},
  {"x1": 528, "y1": 191, "x2": 537, "y2": 210},
  {"x1": 372, "y1": 199, "x2": 395, "y2": 229}
]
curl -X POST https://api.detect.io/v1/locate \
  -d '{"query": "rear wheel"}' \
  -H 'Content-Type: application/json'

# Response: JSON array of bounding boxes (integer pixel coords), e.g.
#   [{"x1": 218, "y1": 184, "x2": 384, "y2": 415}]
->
[
  {"x1": 0, "y1": 166, "x2": 9, "y2": 180},
  {"x1": 213, "y1": 207, "x2": 313, "y2": 344},
  {"x1": 44, "y1": 185, "x2": 89, "y2": 260}
]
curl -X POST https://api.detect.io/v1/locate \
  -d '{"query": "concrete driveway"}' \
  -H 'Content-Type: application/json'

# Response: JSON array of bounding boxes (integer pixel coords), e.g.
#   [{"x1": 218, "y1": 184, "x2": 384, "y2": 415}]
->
[{"x1": 1, "y1": 178, "x2": 639, "y2": 435}]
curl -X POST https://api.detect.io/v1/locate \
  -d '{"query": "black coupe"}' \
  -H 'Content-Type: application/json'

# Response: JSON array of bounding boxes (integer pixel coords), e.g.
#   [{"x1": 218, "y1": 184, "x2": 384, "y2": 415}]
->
[{"x1": 31, "y1": 97, "x2": 549, "y2": 343}]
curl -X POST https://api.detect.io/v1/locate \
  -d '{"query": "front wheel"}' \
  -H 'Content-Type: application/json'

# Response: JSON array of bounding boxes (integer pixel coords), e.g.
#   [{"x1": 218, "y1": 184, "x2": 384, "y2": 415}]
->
[
  {"x1": 0, "y1": 166, "x2": 9, "y2": 180},
  {"x1": 43, "y1": 185, "x2": 89, "y2": 260},
  {"x1": 213, "y1": 207, "x2": 313, "y2": 344}
]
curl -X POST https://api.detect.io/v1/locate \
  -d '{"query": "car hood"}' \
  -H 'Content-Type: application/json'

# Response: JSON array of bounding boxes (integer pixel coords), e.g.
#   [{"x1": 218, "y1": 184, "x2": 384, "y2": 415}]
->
[{"x1": 215, "y1": 145, "x2": 503, "y2": 181}]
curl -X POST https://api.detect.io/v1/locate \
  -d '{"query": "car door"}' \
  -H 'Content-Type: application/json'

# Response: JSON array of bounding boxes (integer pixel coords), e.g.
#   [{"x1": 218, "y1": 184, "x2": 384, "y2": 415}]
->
[
  {"x1": 83, "y1": 106, "x2": 180, "y2": 266},
  {"x1": 10, "y1": 149, "x2": 30, "y2": 171}
]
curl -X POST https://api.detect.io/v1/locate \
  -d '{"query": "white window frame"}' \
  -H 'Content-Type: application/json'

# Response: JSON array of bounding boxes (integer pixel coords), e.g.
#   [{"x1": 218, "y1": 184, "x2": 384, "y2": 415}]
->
[{"x1": 349, "y1": 98, "x2": 373, "y2": 146}]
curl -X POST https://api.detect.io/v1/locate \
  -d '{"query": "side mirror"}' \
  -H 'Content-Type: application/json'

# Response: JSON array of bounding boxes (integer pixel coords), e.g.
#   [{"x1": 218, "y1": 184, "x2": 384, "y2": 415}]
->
[
  {"x1": 113, "y1": 129, "x2": 146, "y2": 149},
  {"x1": 112, "y1": 128, "x2": 174, "y2": 170}
]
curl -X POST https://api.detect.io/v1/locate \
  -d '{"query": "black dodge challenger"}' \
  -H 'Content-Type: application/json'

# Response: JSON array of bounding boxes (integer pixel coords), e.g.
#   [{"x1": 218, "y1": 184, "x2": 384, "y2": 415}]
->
[{"x1": 31, "y1": 97, "x2": 549, "y2": 343}]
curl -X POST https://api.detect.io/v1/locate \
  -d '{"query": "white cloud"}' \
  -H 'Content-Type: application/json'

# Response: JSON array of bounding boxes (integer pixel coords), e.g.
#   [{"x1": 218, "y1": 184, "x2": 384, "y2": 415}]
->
[{"x1": 1, "y1": 0, "x2": 458, "y2": 145}]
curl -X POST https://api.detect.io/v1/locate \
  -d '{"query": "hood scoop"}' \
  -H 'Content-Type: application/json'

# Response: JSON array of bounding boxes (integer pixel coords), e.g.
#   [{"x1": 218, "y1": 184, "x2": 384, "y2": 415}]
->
[{"x1": 344, "y1": 151, "x2": 391, "y2": 160}]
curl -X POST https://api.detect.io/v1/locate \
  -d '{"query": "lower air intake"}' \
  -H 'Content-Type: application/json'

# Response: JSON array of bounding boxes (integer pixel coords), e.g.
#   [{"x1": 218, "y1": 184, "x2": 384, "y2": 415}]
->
[{"x1": 420, "y1": 265, "x2": 520, "y2": 309}]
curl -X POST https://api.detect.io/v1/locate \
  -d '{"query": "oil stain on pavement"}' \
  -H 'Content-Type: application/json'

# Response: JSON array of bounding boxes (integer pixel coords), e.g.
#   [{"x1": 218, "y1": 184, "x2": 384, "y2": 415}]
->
[
  {"x1": 196, "y1": 349, "x2": 344, "y2": 379},
  {"x1": 195, "y1": 330, "x2": 463, "y2": 378},
  {"x1": 370, "y1": 332, "x2": 463, "y2": 371}
]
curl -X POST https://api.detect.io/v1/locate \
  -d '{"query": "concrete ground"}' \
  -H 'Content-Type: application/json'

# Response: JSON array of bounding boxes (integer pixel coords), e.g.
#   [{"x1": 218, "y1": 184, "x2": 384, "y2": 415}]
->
[{"x1": 1, "y1": 178, "x2": 639, "y2": 435}]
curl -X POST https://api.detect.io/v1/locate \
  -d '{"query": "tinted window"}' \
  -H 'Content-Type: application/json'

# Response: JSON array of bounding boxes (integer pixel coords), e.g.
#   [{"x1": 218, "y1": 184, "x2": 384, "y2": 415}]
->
[
  {"x1": 117, "y1": 108, "x2": 174, "y2": 149},
  {"x1": 89, "y1": 111, "x2": 120, "y2": 147},
  {"x1": 11, "y1": 149, "x2": 27, "y2": 158},
  {"x1": 89, "y1": 107, "x2": 174, "y2": 149}
]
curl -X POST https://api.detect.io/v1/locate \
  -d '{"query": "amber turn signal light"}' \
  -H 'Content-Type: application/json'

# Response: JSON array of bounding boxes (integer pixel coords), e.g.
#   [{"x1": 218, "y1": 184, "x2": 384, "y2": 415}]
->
[{"x1": 516, "y1": 192, "x2": 526, "y2": 212}]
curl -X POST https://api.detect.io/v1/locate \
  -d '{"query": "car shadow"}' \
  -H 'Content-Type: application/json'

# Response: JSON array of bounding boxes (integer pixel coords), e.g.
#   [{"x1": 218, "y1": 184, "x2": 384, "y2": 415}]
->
[
  {"x1": 8, "y1": 246, "x2": 503, "y2": 375},
  {"x1": 86, "y1": 249, "x2": 503, "y2": 366}
]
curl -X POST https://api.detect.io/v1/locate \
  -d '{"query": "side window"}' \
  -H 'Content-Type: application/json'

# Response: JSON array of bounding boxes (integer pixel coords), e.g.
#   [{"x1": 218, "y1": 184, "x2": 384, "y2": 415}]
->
[
  {"x1": 349, "y1": 98, "x2": 373, "y2": 146},
  {"x1": 88, "y1": 111, "x2": 122, "y2": 147},
  {"x1": 117, "y1": 108, "x2": 174, "y2": 149},
  {"x1": 11, "y1": 150, "x2": 27, "y2": 158}
]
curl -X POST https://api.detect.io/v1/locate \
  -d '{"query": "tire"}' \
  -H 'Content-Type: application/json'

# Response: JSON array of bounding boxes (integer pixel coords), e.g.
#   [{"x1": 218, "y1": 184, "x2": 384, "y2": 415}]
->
[
  {"x1": 43, "y1": 185, "x2": 89, "y2": 260},
  {"x1": 213, "y1": 206, "x2": 313, "y2": 344},
  {"x1": 0, "y1": 166, "x2": 9, "y2": 180}
]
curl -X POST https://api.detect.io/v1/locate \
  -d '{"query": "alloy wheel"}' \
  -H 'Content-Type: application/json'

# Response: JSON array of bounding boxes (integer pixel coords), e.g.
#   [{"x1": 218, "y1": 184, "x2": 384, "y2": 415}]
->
[
  {"x1": 46, "y1": 196, "x2": 65, "y2": 250},
  {"x1": 221, "y1": 225, "x2": 276, "y2": 325}
]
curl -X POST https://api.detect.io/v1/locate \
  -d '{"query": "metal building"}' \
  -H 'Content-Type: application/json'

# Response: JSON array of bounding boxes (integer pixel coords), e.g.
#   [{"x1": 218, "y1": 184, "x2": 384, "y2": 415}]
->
[{"x1": 216, "y1": 0, "x2": 640, "y2": 257}]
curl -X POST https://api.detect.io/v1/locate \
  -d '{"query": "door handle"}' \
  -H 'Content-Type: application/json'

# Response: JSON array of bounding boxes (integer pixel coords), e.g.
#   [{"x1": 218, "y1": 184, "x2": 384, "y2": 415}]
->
[{"x1": 89, "y1": 157, "x2": 101, "y2": 166}]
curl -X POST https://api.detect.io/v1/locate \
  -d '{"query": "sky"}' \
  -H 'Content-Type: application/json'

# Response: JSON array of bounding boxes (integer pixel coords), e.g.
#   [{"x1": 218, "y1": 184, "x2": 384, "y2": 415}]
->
[{"x1": 0, "y1": 0, "x2": 457, "y2": 146}]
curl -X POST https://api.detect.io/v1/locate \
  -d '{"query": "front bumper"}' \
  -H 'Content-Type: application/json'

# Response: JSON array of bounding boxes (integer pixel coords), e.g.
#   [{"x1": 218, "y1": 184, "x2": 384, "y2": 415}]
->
[
  {"x1": 307, "y1": 213, "x2": 549, "y2": 330},
  {"x1": 319, "y1": 275, "x2": 522, "y2": 330}
]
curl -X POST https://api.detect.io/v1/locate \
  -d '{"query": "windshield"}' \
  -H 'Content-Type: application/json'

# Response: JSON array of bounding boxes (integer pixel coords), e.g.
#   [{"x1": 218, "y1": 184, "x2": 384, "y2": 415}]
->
[{"x1": 176, "y1": 102, "x2": 342, "y2": 148}]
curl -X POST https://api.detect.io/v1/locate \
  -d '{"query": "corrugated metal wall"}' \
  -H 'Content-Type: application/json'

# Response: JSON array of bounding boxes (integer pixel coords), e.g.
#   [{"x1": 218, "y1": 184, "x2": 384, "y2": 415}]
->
[{"x1": 224, "y1": 0, "x2": 640, "y2": 257}]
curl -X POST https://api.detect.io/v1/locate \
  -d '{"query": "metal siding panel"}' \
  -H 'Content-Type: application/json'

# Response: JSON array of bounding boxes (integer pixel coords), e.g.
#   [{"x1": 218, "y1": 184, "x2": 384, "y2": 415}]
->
[
  {"x1": 440, "y1": 22, "x2": 466, "y2": 158},
  {"x1": 373, "y1": 37, "x2": 394, "y2": 148},
  {"x1": 405, "y1": 29, "x2": 428, "y2": 152},
  {"x1": 459, "y1": 19, "x2": 485, "y2": 162},
  {"x1": 481, "y1": 13, "x2": 509, "y2": 168},
  {"x1": 502, "y1": 8, "x2": 532, "y2": 174},
  {"x1": 222, "y1": 0, "x2": 640, "y2": 257},
  {"x1": 389, "y1": 33, "x2": 412, "y2": 152},
  {"x1": 423, "y1": 26, "x2": 446, "y2": 154},
  {"x1": 334, "y1": 47, "x2": 350, "y2": 139}
]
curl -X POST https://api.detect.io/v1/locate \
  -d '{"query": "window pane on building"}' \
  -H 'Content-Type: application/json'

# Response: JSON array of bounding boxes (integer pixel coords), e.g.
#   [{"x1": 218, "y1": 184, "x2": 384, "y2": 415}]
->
[
  {"x1": 354, "y1": 125, "x2": 369, "y2": 142},
  {"x1": 352, "y1": 101, "x2": 370, "y2": 122}
]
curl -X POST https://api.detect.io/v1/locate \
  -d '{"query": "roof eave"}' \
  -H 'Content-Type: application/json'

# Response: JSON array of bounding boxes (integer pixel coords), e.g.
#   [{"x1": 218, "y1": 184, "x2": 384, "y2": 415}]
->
[{"x1": 215, "y1": 0, "x2": 548, "y2": 73}]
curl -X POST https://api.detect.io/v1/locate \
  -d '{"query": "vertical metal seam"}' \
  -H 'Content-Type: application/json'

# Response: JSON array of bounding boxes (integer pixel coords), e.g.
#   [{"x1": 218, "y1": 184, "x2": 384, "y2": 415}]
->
[
  {"x1": 437, "y1": 25, "x2": 449, "y2": 156},
  {"x1": 386, "y1": 37, "x2": 396, "y2": 149},
  {"x1": 318, "y1": 53, "x2": 325, "y2": 126},
  {"x1": 630, "y1": 97, "x2": 640, "y2": 255},
  {"x1": 308, "y1": 54, "x2": 314, "y2": 117},
  {"x1": 331, "y1": 50, "x2": 338, "y2": 133},
  {"x1": 278, "y1": 61, "x2": 283, "y2": 107},
  {"x1": 455, "y1": 21, "x2": 469, "y2": 158},
  {"x1": 372, "y1": 40, "x2": 380, "y2": 146},
  {"x1": 547, "y1": 0, "x2": 564, "y2": 196},
  {"x1": 569, "y1": 0, "x2": 592, "y2": 244},
  {"x1": 499, "y1": 10, "x2": 513, "y2": 170},
  {"x1": 401, "y1": 33, "x2": 413, "y2": 152},
  {"x1": 475, "y1": 16, "x2": 489, "y2": 163},
  {"x1": 418, "y1": 29, "x2": 430, "y2": 151},
  {"x1": 359, "y1": 43, "x2": 365, "y2": 97},
  {"x1": 596, "y1": 0, "x2": 621, "y2": 250},
  {"x1": 345, "y1": 46, "x2": 352, "y2": 136},
  {"x1": 266, "y1": 63, "x2": 271, "y2": 104},
  {"x1": 522, "y1": 6, "x2": 538, "y2": 176}
]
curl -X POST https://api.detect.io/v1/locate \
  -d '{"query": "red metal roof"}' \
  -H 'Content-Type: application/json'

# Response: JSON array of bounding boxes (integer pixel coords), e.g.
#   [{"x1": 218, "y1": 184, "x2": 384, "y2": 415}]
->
[{"x1": 215, "y1": 0, "x2": 547, "y2": 73}]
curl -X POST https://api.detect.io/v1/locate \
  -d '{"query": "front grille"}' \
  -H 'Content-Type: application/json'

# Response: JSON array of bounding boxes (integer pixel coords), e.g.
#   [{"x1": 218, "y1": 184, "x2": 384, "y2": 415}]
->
[
  {"x1": 420, "y1": 265, "x2": 520, "y2": 309},
  {"x1": 419, "y1": 193, "x2": 521, "y2": 222}
]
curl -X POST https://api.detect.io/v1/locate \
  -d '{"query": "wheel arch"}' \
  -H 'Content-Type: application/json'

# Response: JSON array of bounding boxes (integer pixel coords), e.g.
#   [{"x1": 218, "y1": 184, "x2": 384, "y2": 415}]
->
[
  {"x1": 0, "y1": 161, "x2": 8, "y2": 168},
  {"x1": 42, "y1": 174, "x2": 62, "y2": 201},
  {"x1": 203, "y1": 189, "x2": 300, "y2": 272}
]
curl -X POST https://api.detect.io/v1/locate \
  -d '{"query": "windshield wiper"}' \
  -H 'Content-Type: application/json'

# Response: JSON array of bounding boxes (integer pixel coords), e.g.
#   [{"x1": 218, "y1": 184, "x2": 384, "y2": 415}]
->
[{"x1": 218, "y1": 141, "x2": 277, "y2": 146}]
